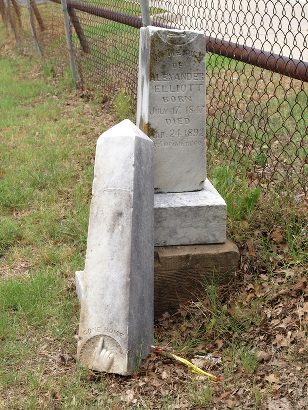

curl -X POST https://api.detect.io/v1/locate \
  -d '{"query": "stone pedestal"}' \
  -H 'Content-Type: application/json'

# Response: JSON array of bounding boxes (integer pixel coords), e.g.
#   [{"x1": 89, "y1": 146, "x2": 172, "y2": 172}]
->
[
  {"x1": 155, "y1": 179, "x2": 226, "y2": 246},
  {"x1": 154, "y1": 240, "x2": 240, "y2": 318}
]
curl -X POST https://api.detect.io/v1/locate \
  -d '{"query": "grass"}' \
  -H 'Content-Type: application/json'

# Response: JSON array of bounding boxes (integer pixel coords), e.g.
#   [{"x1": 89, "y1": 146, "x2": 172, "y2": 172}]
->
[
  {"x1": 239, "y1": 348, "x2": 259, "y2": 374},
  {"x1": 112, "y1": 90, "x2": 135, "y2": 121},
  {"x1": 187, "y1": 381, "x2": 213, "y2": 407},
  {"x1": 0, "y1": 34, "x2": 107, "y2": 407}
]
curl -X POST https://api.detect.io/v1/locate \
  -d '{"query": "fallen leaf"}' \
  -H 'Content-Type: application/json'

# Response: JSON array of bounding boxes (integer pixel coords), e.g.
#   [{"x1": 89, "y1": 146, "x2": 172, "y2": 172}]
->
[
  {"x1": 218, "y1": 391, "x2": 231, "y2": 400},
  {"x1": 191, "y1": 358, "x2": 205, "y2": 368},
  {"x1": 292, "y1": 278, "x2": 307, "y2": 294},
  {"x1": 246, "y1": 283, "x2": 255, "y2": 292},
  {"x1": 161, "y1": 370, "x2": 168, "y2": 380},
  {"x1": 274, "y1": 333, "x2": 291, "y2": 347},
  {"x1": 247, "y1": 240, "x2": 256, "y2": 256},
  {"x1": 215, "y1": 339, "x2": 224, "y2": 350},
  {"x1": 256, "y1": 350, "x2": 271, "y2": 362},
  {"x1": 271, "y1": 228, "x2": 284, "y2": 243},
  {"x1": 121, "y1": 389, "x2": 135, "y2": 403},
  {"x1": 268, "y1": 397, "x2": 292, "y2": 410},
  {"x1": 227, "y1": 399, "x2": 236, "y2": 408},
  {"x1": 265, "y1": 374, "x2": 280, "y2": 384},
  {"x1": 303, "y1": 302, "x2": 308, "y2": 312}
]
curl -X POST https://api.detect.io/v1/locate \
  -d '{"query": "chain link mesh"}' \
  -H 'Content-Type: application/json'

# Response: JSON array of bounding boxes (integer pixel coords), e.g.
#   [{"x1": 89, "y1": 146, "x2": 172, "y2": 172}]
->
[
  {"x1": 1, "y1": 0, "x2": 307, "y2": 196},
  {"x1": 71, "y1": 0, "x2": 140, "y2": 95},
  {"x1": 6, "y1": 0, "x2": 68, "y2": 73}
]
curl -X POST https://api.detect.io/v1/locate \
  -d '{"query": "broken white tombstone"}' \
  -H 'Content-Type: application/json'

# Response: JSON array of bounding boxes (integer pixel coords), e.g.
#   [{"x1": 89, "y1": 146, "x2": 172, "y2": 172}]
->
[
  {"x1": 77, "y1": 119, "x2": 154, "y2": 376},
  {"x1": 136, "y1": 26, "x2": 206, "y2": 193}
]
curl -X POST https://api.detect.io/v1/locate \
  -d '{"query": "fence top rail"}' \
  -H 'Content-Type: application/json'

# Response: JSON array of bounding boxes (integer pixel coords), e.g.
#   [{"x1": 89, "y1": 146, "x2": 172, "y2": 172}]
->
[{"x1": 49, "y1": 0, "x2": 308, "y2": 82}]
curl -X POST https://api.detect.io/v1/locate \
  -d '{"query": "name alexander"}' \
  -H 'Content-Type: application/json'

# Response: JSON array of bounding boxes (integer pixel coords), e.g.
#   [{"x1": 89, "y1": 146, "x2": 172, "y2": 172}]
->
[{"x1": 152, "y1": 72, "x2": 204, "y2": 81}]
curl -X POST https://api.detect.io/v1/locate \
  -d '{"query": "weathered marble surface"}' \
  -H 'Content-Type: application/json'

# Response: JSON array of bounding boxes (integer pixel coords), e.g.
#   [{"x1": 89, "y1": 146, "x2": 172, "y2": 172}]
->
[
  {"x1": 154, "y1": 179, "x2": 226, "y2": 245},
  {"x1": 137, "y1": 26, "x2": 206, "y2": 193},
  {"x1": 77, "y1": 119, "x2": 154, "y2": 375},
  {"x1": 75, "y1": 270, "x2": 84, "y2": 301}
]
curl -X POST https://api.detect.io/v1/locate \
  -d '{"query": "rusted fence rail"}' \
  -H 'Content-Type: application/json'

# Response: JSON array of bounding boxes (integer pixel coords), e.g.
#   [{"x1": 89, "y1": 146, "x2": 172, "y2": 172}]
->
[{"x1": 49, "y1": 0, "x2": 308, "y2": 82}]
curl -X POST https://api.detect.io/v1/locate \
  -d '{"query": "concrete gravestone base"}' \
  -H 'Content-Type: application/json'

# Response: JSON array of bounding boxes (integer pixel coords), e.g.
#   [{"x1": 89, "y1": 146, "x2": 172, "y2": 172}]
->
[
  {"x1": 154, "y1": 240, "x2": 240, "y2": 318},
  {"x1": 154, "y1": 179, "x2": 226, "y2": 246}
]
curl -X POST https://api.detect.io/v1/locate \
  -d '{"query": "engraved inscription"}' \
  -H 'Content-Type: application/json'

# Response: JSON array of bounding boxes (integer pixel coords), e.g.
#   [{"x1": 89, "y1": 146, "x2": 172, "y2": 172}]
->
[
  {"x1": 149, "y1": 31, "x2": 206, "y2": 149},
  {"x1": 83, "y1": 326, "x2": 124, "y2": 337},
  {"x1": 153, "y1": 83, "x2": 203, "y2": 93},
  {"x1": 151, "y1": 72, "x2": 204, "y2": 81}
]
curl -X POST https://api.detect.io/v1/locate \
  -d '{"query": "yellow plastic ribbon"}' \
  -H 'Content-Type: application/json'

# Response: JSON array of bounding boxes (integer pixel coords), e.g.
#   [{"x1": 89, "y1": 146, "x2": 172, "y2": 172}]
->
[
  {"x1": 170, "y1": 353, "x2": 219, "y2": 381},
  {"x1": 151, "y1": 346, "x2": 221, "y2": 382}
]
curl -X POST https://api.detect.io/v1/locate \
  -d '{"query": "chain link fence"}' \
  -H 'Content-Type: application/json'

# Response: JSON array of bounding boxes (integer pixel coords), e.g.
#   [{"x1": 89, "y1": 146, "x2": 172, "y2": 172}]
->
[
  {"x1": 1, "y1": 0, "x2": 68, "y2": 72},
  {"x1": 1, "y1": 0, "x2": 307, "y2": 196}
]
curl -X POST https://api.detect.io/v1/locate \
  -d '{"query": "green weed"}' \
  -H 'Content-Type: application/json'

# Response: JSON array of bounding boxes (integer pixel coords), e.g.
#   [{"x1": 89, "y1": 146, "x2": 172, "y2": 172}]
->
[
  {"x1": 204, "y1": 285, "x2": 259, "y2": 337},
  {"x1": 113, "y1": 90, "x2": 135, "y2": 121},
  {"x1": 188, "y1": 380, "x2": 213, "y2": 407},
  {"x1": 0, "y1": 217, "x2": 21, "y2": 256},
  {"x1": 253, "y1": 386, "x2": 263, "y2": 408},
  {"x1": 239, "y1": 349, "x2": 259, "y2": 374},
  {"x1": 42, "y1": 60, "x2": 56, "y2": 78},
  {"x1": 211, "y1": 165, "x2": 261, "y2": 224}
]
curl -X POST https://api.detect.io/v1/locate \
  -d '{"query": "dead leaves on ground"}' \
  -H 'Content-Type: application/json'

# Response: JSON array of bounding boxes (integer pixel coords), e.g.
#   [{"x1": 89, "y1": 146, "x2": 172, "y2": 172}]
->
[{"x1": 111, "y1": 264, "x2": 308, "y2": 409}]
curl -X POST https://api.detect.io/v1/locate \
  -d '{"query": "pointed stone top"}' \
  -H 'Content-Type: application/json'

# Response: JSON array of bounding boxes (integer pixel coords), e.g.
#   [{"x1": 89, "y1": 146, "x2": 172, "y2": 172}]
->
[
  {"x1": 98, "y1": 119, "x2": 153, "y2": 143},
  {"x1": 94, "y1": 119, "x2": 154, "y2": 193}
]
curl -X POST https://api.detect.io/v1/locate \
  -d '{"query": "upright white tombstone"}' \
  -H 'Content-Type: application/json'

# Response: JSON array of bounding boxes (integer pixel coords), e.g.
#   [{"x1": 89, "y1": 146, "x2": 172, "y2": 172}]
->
[
  {"x1": 137, "y1": 27, "x2": 227, "y2": 246},
  {"x1": 77, "y1": 120, "x2": 154, "y2": 375},
  {"x1": 137, "y1": 26, "x2": 206, "y2": 193}
]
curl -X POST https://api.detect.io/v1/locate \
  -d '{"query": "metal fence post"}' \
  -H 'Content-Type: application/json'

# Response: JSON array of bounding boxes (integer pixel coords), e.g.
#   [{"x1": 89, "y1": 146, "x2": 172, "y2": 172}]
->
[
  {"x1": 26, "y1": 0, "x2": 43, "y2": 56},
  {"x1": 31, "y1": 0, "x2": 45, "y2": 32},
  {"x1": 140, "y1": 0, "x2": 150, "y2": 26},
  {"x1": 11, "y1": 0, "x2": 21, "y2": 27},
  {"x1": 6, "y1": 0, "x2": 20, "y2": 46},
  {"x1": 61, "y1": 0, "x2": 79, "y2": 87},
  {"x1": 67, "y1": 6, "x2": 89, "y2": 53},
  {"x1": 0, "y1": 0, "x2": 9, "y2": 30}
]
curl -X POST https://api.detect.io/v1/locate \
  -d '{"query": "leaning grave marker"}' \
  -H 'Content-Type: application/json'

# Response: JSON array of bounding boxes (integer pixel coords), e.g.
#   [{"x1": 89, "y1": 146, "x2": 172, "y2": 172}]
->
[
  {"x1": 137, "y1": 26, "x2": 227, "y2": 246},
  {"x1": 76, "y1": 120, "x2": 154, "y2": 375}
]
